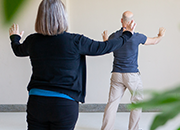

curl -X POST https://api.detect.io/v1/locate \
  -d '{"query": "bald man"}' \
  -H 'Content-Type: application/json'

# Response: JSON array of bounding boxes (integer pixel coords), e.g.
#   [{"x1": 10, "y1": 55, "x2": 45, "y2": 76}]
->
[{"x1": 101, "y1": 11, "x2": 166, "y2": 130}]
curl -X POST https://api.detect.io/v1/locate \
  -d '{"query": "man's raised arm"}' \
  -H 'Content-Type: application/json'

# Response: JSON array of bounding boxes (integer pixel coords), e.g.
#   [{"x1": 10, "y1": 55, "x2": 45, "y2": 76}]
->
[{"x1": 144, "y1": 27, "x2": 166, "y2": 45}]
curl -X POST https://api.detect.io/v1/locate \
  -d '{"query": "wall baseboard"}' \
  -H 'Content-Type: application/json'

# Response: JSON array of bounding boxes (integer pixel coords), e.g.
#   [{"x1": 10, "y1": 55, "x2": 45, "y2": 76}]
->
[{"x1": 0, "y1": 104, "x2": 160, "y2": 112}]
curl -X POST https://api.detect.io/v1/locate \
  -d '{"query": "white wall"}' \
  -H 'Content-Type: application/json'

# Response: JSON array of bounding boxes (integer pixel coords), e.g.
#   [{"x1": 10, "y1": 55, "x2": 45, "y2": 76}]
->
[
  {"x1": 0, "y1": 0, "x2": 41, "y2": 104},
  {"x1": 0, "y1": 0, "x2": 180, "y2": 104}
]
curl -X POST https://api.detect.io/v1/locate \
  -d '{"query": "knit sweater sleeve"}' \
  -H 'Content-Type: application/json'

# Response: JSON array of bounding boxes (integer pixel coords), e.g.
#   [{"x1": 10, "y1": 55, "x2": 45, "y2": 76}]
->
[
  {"x1": 10, "y1": 34, "x2": 31, "y2": 57},
  {"x1": 76, "y1": 31, "x2": 132, "y2": 56}
]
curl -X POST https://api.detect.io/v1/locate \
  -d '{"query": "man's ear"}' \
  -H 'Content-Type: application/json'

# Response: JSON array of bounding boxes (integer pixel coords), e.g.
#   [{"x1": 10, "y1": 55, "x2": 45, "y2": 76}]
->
[{"x1": 121, "y1": 18, "x2": 123, "y2": 24}]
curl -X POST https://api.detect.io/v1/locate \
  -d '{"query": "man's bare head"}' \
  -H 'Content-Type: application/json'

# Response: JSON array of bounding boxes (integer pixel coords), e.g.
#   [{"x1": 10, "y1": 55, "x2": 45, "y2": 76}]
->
[{"x1": 121, "y1": 11, "x2": 133, "y2": 26}]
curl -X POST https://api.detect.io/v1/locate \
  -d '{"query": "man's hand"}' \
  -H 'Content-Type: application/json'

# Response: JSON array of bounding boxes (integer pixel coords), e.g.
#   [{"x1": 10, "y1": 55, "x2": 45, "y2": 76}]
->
[
  {"x1": 123, "y1": 20, "x2": 136, "y2": 34},
  {"x1": 145, "y1": 27, "x2": 166, "y2": 45},
  {"x1": 102, "y1": 30, "x2": 108, "y2": 41},
  {"x1": 158, "y1": 27, "x2": 166, "y2": 37},
  {"x1": 9, "y1": 24, "x2": 24, "y2": 37}
]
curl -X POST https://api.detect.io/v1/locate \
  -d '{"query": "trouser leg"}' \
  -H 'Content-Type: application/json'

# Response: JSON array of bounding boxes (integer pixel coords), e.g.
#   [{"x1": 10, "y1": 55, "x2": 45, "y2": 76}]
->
[
  {"x1": 123, "y1": 73, "x2": 143, "y2": 130},
  {"x1": 129, "y1": 108, "x2": 142, "y2": 130},
  {"x1": 27, "y1": 95, "x2": 79, "y2": 130},
  {"x1": 101, "y1": 73, "x2": 126, "y2": 130}
]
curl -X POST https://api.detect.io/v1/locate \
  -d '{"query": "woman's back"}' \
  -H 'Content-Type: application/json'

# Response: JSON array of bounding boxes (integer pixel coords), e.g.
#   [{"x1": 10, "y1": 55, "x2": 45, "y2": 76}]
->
[{"x1": 22, "y1": 32, "x2": 84, "y2": 101}]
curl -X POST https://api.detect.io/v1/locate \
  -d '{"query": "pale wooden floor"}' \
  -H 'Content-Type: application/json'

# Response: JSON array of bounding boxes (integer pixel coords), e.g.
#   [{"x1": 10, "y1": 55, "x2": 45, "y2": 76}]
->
[{"x1": 0, "y1": 112, "x2": 179, "y2": 130}]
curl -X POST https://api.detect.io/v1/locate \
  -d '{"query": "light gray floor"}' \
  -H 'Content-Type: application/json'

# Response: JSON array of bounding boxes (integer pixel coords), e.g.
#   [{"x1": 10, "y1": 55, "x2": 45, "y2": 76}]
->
[{"x1": 0, "y1": 112, "x2": 179, "y2": 130}]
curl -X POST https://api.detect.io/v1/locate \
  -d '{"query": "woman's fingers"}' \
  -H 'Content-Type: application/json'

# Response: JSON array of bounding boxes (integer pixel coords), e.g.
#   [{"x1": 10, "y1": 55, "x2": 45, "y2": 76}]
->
[
  {"x1": 16, "y1": 24, "x2": 19, "y2": 33},
  {"x1": 9, "y1": 24, "x2": 24, "y2": 37},
  {"x1": 125, "y1": 20, "x2": 136, "y2": 34},
  {"x1": 20, "y1": 31, "x2": 25, "y2": 37}
]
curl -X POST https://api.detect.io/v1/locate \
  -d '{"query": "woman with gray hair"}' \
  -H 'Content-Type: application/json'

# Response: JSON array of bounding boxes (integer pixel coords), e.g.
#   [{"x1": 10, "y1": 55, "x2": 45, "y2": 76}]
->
[{"x1": 9, "y1": 0, "x2": 135, "y2": 129}]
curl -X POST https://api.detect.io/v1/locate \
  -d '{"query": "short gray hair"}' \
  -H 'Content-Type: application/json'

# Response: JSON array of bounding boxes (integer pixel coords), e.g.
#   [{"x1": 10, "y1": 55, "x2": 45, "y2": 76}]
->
[{"x1": 35, "y1": 0, "x2": 68, "y2": 35}]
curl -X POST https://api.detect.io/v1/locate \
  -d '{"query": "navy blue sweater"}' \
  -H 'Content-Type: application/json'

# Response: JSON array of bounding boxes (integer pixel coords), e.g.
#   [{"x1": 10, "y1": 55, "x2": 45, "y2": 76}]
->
[{"x1": 10, "y1": 31, "x2": 132, "y2": 103}]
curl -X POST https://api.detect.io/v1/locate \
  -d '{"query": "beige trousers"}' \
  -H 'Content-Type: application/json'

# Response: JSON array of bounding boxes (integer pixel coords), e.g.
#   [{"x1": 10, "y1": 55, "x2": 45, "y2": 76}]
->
[{"x1": 101, "y1": 72, "x2": 144, "y2": 130}]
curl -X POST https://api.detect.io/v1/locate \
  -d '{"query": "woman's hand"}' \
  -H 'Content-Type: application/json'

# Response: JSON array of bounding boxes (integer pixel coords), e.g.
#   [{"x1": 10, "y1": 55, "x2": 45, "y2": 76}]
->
[
  {"x1": 9, "y1": 24, "x2": 24, "y2": 37},
  {"x1": 102, "y1": 30, "x2": 108, "y2": 41},
  {"x1": 123, "y1": 20, "x2": 136, "y2": 34}
]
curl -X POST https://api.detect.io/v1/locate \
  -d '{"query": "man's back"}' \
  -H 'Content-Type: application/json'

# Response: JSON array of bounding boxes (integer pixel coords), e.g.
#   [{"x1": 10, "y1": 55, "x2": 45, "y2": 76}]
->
[
  {"x1": 108, "y1": 28, "x2": 147, "y2": 73},
  {"x1": 101, "y1": 10, "x2": 165, "y2": 130}
]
